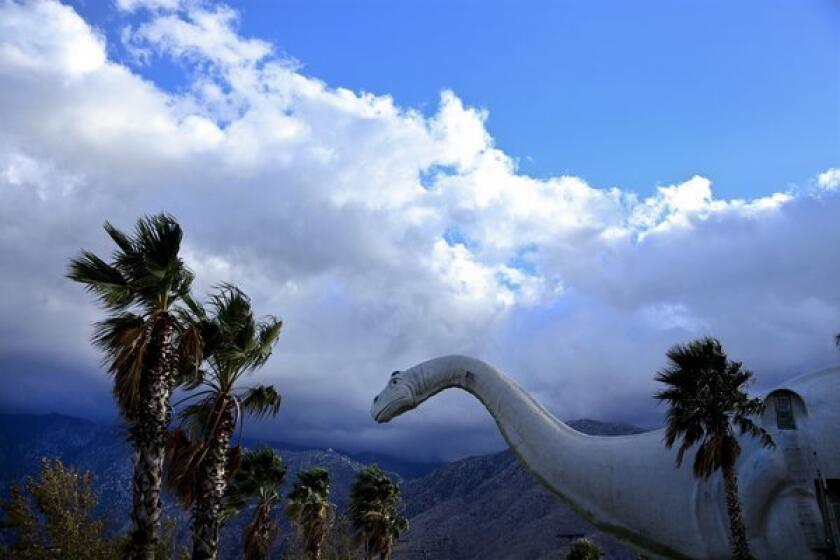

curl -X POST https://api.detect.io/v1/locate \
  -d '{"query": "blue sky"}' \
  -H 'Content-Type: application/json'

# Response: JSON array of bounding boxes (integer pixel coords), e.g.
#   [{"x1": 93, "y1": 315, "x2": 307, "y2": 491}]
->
[
  {"x1": 1, "y1": 0, "x2": 839, "y2": 460},
  {"x1": 72, "y1": 0, "x2": 839, "y2": 199}
]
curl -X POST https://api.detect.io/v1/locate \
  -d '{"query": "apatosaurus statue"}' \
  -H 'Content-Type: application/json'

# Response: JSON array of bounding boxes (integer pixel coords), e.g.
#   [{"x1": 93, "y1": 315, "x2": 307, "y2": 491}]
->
[{"x1": 371, "y1": 355, "x2": 840, "y2": 559}]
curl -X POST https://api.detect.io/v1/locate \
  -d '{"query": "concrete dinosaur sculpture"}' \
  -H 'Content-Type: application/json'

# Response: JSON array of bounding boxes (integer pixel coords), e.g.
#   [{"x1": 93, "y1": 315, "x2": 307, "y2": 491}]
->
[{"x1": 371, "y1": 355, "x2": 840, "y2": 559}]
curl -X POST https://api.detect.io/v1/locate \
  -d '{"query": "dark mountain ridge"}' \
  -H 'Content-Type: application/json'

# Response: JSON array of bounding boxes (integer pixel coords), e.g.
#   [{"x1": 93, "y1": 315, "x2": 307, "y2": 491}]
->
[{"x1": 0, "y1": 413, "x2": 643, "y2": 558}]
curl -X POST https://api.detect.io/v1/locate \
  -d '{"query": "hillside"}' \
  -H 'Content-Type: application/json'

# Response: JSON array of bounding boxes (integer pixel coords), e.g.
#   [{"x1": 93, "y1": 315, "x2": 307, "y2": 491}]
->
[{"x1": 0, "y1": 413, "x2": 642, "y2": 558}]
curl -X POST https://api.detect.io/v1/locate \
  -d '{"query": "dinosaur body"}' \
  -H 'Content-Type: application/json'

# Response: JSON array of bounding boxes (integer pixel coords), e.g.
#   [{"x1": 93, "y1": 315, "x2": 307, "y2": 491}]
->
[{"x1": 371, "y1": 355, "x2": 840, "y2": 559}]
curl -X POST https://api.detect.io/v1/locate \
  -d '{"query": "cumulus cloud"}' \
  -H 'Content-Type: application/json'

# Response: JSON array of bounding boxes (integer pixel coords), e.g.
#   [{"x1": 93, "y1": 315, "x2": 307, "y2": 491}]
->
[{"x1": 1, "y1": 1, "x2": 838, "y2": 461}]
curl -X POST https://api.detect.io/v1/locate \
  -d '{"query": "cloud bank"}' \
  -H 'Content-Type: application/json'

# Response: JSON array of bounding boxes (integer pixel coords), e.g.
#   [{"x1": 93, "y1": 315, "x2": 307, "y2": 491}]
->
[{"x1": 1, "y1": 0, "x2": 838, "y2": 461}]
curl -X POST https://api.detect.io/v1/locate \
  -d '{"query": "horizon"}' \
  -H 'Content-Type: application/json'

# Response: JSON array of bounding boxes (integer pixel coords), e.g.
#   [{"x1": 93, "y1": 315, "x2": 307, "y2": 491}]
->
[
  {"x1": 0, "y1": 0, "x2": 839, "y2": 463},
  {"x1": 0, "y1": 410, "x2": 650, "y2": 481}
]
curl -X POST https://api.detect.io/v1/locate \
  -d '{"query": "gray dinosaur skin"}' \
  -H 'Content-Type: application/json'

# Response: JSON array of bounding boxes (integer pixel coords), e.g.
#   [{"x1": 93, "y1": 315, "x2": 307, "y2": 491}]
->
[{"x1": 371, "y1": 355, "x2": 840, "y2": 559}]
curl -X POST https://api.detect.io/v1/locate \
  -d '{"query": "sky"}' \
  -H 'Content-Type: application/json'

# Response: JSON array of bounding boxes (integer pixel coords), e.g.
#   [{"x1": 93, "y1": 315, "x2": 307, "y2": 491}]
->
[{"x1": 0, "y1": 0, "x2": 838, "y2": 462}]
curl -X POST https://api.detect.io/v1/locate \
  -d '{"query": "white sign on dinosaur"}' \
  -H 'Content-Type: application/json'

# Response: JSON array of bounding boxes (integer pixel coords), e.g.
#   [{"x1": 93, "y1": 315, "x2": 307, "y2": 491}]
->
[{"x1": 371, "y1": 355, "x2": 840, "y2": 559}]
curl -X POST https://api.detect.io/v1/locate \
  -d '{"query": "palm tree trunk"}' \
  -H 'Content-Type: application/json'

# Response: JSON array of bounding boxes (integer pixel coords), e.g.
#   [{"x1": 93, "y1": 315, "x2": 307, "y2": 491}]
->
[
  {"x1": 722, "y1": 462, "x2": 752, "y2": 560},
  {"x1": 305, "y1": 514, "x2": 325, "y2": 560},
  {"x1": 191, "y1": 399, "x2": 234, "y2": 560},
  {"x1": 129, "y1": 317, "x2": 175, "y2": 560},
  {"x1": 245, "y1": 502, "x2": 274, "y2": 560}
]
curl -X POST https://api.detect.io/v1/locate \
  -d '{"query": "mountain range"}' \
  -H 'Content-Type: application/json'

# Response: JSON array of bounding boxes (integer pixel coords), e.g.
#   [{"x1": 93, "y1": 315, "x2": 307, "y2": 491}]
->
[{"x1": 0, "y1": 413, "x2": 644, "y2": 559}]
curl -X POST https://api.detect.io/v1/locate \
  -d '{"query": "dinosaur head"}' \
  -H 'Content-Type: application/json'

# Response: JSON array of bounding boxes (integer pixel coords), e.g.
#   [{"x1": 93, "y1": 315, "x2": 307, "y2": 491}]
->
[
  {"x1": 371, "y1": 356, "x2": 472, "y2": 423},
  {"x1": 371, "y1": 369, "x2": 417, "y2": 423}
]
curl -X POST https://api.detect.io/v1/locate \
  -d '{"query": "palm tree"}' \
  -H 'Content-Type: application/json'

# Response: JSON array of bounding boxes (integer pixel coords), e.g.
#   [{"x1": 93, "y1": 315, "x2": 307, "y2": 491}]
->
[
  {"x1": 223, "y1": 447, "x2": 286, "y2": 560},
  {"x1": 286, "y1": 468, "x2": 333, "y2": 560},
  {"x1": 349, "y1": 465, "x2": 408, "y2": 560},
  {"x1": 654, "y1": 337, "x2": 773, "y2": 560},
  {"x1": 166, "y1": 285, "x2": 282, "y2": 560},
  {"x1": 68, "y1": 214, "x2": 202, "y2": 559},
  {"x1": 566, "y1": 538, "x2": 600, "y2": 560}
]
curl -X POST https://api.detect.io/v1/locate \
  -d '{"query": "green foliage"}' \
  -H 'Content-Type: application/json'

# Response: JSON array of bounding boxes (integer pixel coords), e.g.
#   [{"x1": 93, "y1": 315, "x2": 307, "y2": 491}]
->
[
  {"x1": 165, "y1": 283, "x2": 282, "y2": 513},
  {"x1": 67, "y1": 213, "x2": 199, "y2": 419},
  {"x1": 172, "y1": 284, "x2": 283, "y2": 448},
  {"x1": 68, "y1": 214, "x2": 193, "y2": 313},
  {"x1": 202, "y1": 284, "x2": 283, "y2": 389},
  {"x1": 225, "y1": 447, "x2": 287, "y2": 514},
  {"x1": 286, "y1": 468, "x2": 333, "y2": 560},
  {"x1": 68, "y1": 214, "x2": 205, "y2": 556},
  {"x1": 223, "y1": 448, "x2": 287, "y2": 560},
  {"x1": 566, "y1": 538, "x2": 600, "y2": 560},
  {"x1": 349, "y1": 465, "x2": 408, "y2": 560},
  {"x1": 0, "y1": 458, "x2": 123, "y2": 560},
  {"x1": 654, "y1": 337, "x2": 773, "y2": 479},
  {"x1": 654, "y1": 337, "x2": 774, "y2": 560}
]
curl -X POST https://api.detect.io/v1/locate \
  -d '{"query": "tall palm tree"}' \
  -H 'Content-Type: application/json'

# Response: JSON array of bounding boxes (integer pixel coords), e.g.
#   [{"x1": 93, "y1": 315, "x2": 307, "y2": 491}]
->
[
  {"x1": 166, "y1": 285, "x2": 282, "y2": 560},
  {"x1": 68, "y1": 214, "x2": 202, "y2": 560},
  {"x1": 349, "y1": 465, "x2": 407, "y2": 560},
  {"x1": 286, "y1": 468, "x2": 333, "y2": 560},
  {"x1": 654, "y1": 337, "x2": 774, "y2": 560},
  {"x1": 223, "y1": 447, "x2": 286, "y2": 560}
]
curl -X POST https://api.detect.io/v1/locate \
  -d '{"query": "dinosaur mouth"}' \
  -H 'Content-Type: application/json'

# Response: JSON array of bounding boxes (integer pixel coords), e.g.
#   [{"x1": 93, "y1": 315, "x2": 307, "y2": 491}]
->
[{"x1": 373, "y1": 398, "x2": 412, "y2": 423}]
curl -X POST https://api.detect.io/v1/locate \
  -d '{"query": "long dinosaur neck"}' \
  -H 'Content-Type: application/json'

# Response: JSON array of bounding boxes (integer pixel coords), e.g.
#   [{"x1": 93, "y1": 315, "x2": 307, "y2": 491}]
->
[
  {"x1": 413, "y1": 355, "x2": 575, "y2": 453},
  {"x1": 409, "y1": 355, "x2": 704, "y2": 559}
]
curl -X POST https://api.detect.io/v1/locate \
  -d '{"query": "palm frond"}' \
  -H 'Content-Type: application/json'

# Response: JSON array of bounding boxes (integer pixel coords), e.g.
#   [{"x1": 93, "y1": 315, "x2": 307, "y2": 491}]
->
[
  {"x1": 110, "y1": 214, "x2": 193, "y2": 312},
  {"x1": 250, "y1": 318, "x2": 282, "y2": 370},
  {"x1": 734, "y1": 415, "x2": 775, "y2": 449},
  {"x1": 68, "y1": 252, "x2": 133, "y2": 310},
  {"x1": 240, "y1": 385, "x2": 282, "y2": 419},
  {"x1": 203, "y1": 285, "x2": 282, "y2": 386},
  {"x1": 71, "y1": 213, "x2": 196, "y2": 427},
  {"x1": 287, "y1": 468, "x2": 330, "y2": 509},
  {"x1": 654, "y1": 337, "x2": 774, "y2": 480},
  {"x1": 348, "y1": 464, "x2": 407, "y2": 556},
  {"x1": 164, "y1": 429, "x2": 205, "y2": 507},
  {"x1": 92, "y1": 313, "x2": 148, "y2": 415},
  {"x1": 175, "y1": 319, "x2": 206, "y2": 390},
  {"x1": 103, "y1": 221, "x2": 135, "y2": 255},
  {"x1": 179, "y1": 397, "x2": 215, "y2": 439},
  {"x1": 226, "y1": 447, "x2": 286, "y2": 514}
]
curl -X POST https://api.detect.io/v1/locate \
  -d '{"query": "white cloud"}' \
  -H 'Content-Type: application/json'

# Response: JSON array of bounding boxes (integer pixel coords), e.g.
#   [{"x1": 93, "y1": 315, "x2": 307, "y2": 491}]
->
[
  {"x1": 116, "y1": 0, "x2": 182, "y2": 13},
  {"x1": 818, "y1": 168, "x2": 840, "y2": 191},
  {"x1": 1, "y1": 1, "x2": 838, "y2": 460},
  {"x1": 0, "y1": 0, "x2": 105, "y2": 76},
  {"x1": 123, "y1": 4, "x2": 272, "y2": 68}
]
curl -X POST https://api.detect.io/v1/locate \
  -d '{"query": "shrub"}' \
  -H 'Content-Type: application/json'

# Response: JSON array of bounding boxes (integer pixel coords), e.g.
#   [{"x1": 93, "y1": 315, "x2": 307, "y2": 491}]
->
[{"x1": 0, "y1": 458, "x2": 123, "y2": 559}]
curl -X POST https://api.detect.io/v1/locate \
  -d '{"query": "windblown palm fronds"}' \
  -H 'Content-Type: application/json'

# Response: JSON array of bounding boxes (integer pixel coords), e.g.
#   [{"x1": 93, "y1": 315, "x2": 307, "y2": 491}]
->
[
  {"x1": 69, "y1": 214, "x2": 202, "y2": 560},
  {"x1": 654, "y1": 337, "x2": 773, "y2": 560}
]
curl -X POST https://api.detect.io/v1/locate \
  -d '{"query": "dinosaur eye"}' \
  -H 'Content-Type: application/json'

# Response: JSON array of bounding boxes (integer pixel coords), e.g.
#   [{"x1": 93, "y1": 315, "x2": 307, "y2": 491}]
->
[{"x1": 391, "y1": 379, "x2": 398, "y2": 385}]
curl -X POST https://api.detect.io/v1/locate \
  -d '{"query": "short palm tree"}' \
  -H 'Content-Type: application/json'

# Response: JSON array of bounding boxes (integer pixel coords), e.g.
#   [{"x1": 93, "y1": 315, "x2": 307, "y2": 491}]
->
[
  {"x1": 349, "y1": 465, "x2": 408, "y2": 560},
  {"x1": 166, "y1": 285, "x2": 282, "y2": 560},
  {"x1": 223, "y1": 447, "x2": 286, "y2": 560},
  {"x1": 654, "y1": 337, "x2": 773, "y2": 560},
  {"x1": 566, "y1": 538, "x2": 600, "y2": 560},
  {"x1": 68, "y1": 214, "x2": 202, "y2": 560},
  {"x1": 286, "y1": 468, "x2": 333, "y2": 560}
]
